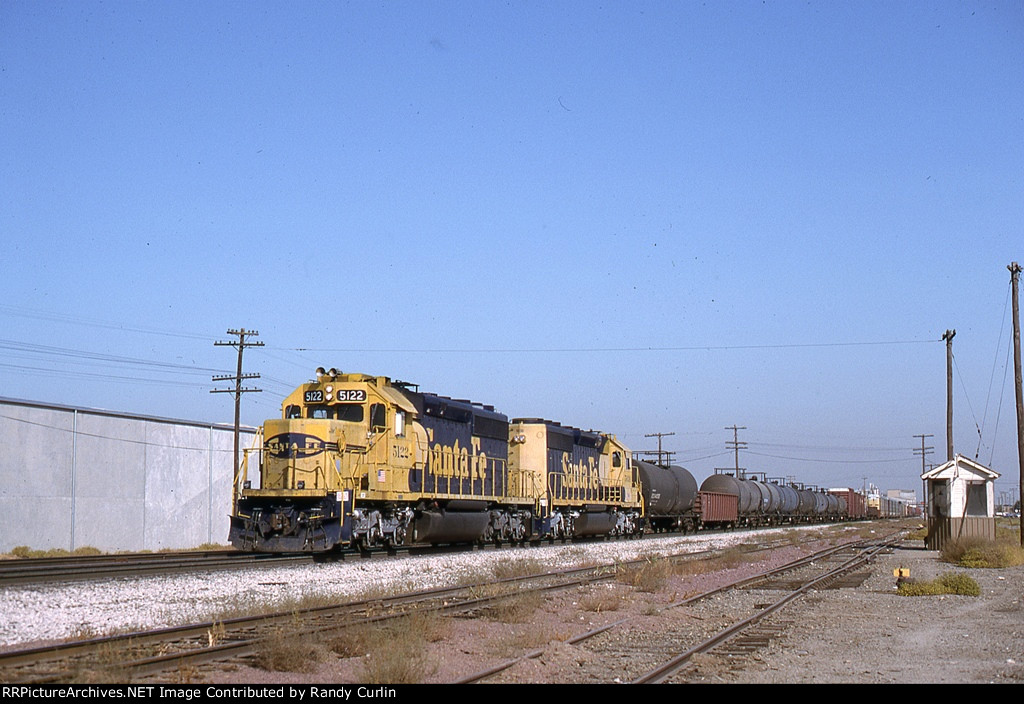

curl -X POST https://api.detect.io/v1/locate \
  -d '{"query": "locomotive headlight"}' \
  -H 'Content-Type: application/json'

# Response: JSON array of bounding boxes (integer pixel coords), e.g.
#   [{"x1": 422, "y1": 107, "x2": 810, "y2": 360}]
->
[
  {"x1": 326, "y1": 392, "x2": 333, "y2": 401},
  {"x1": 325, "y1": 385, "x2": 333, "y2": 393}
]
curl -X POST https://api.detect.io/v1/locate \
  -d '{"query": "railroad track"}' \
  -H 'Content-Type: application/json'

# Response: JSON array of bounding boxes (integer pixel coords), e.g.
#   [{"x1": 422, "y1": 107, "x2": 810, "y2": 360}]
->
[
  {"x1": 0, "y1": 524, "x2": 793, "y2": 587},
  {"x1": 457, "y1": 533, "x2": 903, "y2": 684},
  {"x1": 0, "y1": 534, "x2": 814, "y2": 683},
  {"x1": 0, "y1": 550, "x2": 316, "y2": 586},
  {"x1": 0, "y1": 556, "x2": 641, "y2": 683}
]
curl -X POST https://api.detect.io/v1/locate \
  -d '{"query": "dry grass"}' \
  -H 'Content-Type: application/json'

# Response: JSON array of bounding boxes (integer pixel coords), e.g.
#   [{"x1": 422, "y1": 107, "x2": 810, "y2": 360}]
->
[
  {"x1": 905, "y1": 524, "x2": 929, "y2": 541},
  {"x1": 356, "y1": 614, "x2": 442, "y2": 683},
  {"x1": 491, "y1": 557, "x2": 547, "y2": 580},
  {"x1": 616, "y1": 557, "x2": 673, "y2": 592},
  {"x1": 9, "y1": 545, "x2": 103, "y2": 558},
  {"x1": 940, "y1": 536, "x2": 1024, "y2": 569},
  {"x1": 897, "y1": 572, "x2": 981, "y2": 597},
  {"x1": 490, "y1": 623, "x2": 571, "y2": 656},
  {"x1": 578, "y1": 586, "x2": 624, "y2": 613},
  {"x1": 324, "y1": 612, "x2": 446, "y2": 683},
  {"x1": 482, "y1": 590, "x2": 545, "y2": 623},
  {"x1": 65, "y1": 643, "x2": 135, "y2": 683},
  {"x1": 359, "y1": 646, "x2": 436, "y2": 684},
  {"x1": 254, "y1": 627, "x2": 333, "y2": 673},
  {"x1": 671, "y1": 546, "x2": 755, "y2": 577}
]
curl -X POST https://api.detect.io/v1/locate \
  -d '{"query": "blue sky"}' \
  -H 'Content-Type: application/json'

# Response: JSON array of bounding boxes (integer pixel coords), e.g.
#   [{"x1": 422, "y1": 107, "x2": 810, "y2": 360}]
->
[{"x1": 2, "y1": 1, "x2": 1022, "y2": 502}]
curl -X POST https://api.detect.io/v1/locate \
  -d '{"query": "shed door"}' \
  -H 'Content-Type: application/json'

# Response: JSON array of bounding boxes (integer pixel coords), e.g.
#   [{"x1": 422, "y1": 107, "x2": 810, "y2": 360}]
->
[{"x1": 931, "y1": 480, "x2": 949, "y2": 518}]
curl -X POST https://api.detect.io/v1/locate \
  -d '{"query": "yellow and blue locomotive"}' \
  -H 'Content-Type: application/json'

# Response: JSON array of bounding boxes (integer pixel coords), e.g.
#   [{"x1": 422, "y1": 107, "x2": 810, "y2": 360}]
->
[{"x1": 229, "y1": 368, "x2": 644, "y2": 552}]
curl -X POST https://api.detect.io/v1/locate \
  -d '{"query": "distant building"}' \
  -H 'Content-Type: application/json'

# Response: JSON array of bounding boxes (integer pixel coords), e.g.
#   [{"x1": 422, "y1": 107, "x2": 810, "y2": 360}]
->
[{"x1": 887, "y1": 489, "x2": 916, "y2": 503}]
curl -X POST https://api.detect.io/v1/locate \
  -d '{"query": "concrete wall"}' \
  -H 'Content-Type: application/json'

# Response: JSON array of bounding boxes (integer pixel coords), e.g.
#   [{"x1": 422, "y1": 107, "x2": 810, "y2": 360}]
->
[{"x1": 0, "y1": 397, "x2": 257, "y2": 553}]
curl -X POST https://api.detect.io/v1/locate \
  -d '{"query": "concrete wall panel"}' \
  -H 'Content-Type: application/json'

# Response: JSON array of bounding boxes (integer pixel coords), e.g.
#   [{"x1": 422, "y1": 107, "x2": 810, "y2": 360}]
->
[
  {"x1": 0, "y1": 398, "x2": 256, "y2": 553},
  {"x1": 0, "y1": 405, "x2": 75, "y2": 550}
]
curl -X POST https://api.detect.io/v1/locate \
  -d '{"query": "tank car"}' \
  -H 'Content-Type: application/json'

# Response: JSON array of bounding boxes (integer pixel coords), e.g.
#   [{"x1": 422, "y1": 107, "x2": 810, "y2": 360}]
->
[
  {"x1": 634, "y1": 460, "x2": 698, "y2": 531},
  {"x1": 699, "y1": 470, "x2": 768, "y2": 525}
]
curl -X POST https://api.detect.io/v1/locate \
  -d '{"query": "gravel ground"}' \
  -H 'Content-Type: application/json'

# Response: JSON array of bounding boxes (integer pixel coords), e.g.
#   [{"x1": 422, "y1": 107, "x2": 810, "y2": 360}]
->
[
  {"x1": 710, "y1": 542, "x2": 1024, "y2": 684},
  {"x1": 0, "y1": 527, "x2": 780, "y2": 647},
  {"x1": 3, "y1": 523, "x2": 1022, "y2": 685}
]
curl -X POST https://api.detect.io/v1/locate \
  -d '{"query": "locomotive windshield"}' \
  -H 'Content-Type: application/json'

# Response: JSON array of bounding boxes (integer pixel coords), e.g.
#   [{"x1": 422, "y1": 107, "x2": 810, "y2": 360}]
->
[{"x1": 303, "y1": 404, "x2": 365, "y2": 422}]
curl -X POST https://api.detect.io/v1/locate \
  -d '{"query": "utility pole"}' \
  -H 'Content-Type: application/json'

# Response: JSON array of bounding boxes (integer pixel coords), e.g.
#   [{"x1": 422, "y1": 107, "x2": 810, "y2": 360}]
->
[
  {"x1": 212, "y1": 329, "x2": 264, "y2": 484},
  {"x1": 915, "y1": 433, "x2": 934, "y2": 531},
  {"x1": 1008, "y1": 262, "x2": 1023, "y2": 546},
  {"x1": 942, "y1": 329, "x2": 956, "y2": 462},
  {"x1": 725, "y1": 425, "x2": 747, "y2": 477},
  {"x1": 644, "y1": 432, "x2": 676, "y2": 467}
]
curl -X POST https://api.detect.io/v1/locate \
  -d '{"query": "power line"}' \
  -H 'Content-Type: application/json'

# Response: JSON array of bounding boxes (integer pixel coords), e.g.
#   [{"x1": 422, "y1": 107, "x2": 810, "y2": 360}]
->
[
  {"x1": 280, "y1": 339, "x2": 940, "y2": 354},
  {"x1": 0, "y1": 338, "x2": 228, "y2": 375},
  {"x1": 745, "y1": 450, "x2": 912, "y2": 464},
  {"x1": 0, "y1": 304, "x2": 214, "y2": 341}
]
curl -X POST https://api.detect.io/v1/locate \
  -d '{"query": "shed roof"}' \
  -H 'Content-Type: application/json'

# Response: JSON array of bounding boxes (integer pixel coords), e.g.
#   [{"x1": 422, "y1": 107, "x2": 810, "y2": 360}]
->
[{"x1": 921, "y1": 454, "x2": 1000, "y2": 481}]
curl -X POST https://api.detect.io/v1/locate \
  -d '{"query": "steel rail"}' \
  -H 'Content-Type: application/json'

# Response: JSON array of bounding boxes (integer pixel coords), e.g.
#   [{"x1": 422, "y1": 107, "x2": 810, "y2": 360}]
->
[
  {"x1": 0, "y1": 549, "x2": 673, "y2": 683},
  {"x1": 455, "y1": 534, "x2": 900, "y2": 684},
  {"x1": 0, "y1": 550, "x2": 312, "y2": 586},
  {"x1": 631, "y1": 539, "x2": 898, "y2": 684}
]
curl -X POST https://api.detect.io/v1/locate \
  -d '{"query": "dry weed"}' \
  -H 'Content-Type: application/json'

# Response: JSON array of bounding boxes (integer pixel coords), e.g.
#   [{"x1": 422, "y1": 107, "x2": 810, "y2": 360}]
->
[
  {"x1": 253, "y1": 628, "x2": 332, "y2": 673},
  {"x1": 578, "y1": 587, "x2": 623, "y2": 613},
  {"x1": 617, "y1": 557, "x2": 672, "y2": 592}
]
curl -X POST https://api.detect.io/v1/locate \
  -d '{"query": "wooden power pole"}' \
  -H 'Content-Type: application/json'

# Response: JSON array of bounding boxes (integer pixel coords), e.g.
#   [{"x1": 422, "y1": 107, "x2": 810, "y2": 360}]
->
[
  {"x1": 725, "y1": 425, "x2": 747, "y2": 477},
  {"x1": 914, "y1": 433, "x2": 934, "y2": 525},
  {"x1": 643, "y1": 431, "x2": 676, "y2": 467},
  {"x1": 1008, "y1": 262, "x2": 1023, "y2": 546},
  {"x1": 942, "y1": 329, "x2": 956, "y2": 462},
  {"x1": 212, "y1": 329, "x2": 264, "y2": 483}
]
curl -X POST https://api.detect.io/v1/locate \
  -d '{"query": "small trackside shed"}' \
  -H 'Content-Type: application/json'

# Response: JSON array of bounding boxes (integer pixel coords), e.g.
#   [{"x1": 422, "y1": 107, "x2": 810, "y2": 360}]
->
[{"x1": 921, "y1": 454, "x2": 1000, "y2": 550}]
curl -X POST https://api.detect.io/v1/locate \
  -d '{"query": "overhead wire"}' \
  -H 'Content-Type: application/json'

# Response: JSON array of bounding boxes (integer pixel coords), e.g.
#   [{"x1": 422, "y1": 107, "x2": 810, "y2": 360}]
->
[
  {"x1": 277, "y1": 339, "x2": 940, "y2": 354},
  {"x1": 951, "y1": 351, "x2": 983, "y2": 459},
  {"x1": 979, "y1": 280, "x2": 1013, "y2": 465},
  {"x1": 0, "y1": 304, "x2": 214, "y2": 341}
]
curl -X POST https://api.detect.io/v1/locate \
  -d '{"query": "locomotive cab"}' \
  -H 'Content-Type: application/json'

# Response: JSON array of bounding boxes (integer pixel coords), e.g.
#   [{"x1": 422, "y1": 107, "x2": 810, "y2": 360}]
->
[
  {"x1": 229, "y1": 368, "x2": 419, "y2": 552},
  {"x1": 507, "y1": 418, "x2": 644, "y2": 540},
  {"x1": 229, "y1": 368, "x2": 520, "y2": 553}
]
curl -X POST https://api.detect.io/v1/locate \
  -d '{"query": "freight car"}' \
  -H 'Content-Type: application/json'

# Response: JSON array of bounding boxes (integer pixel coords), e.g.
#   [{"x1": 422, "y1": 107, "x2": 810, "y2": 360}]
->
[
  {"x1": 635, "y1": 464, "x2": 858, "y2": 529},
  {"x1": 230, "y1": 368, "x2": 869, "y2": 553}
]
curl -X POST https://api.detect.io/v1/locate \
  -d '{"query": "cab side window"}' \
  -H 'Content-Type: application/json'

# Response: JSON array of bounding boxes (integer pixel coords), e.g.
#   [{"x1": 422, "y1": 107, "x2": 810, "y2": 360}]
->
[{"x1": 370, "y1": 404, "x2": 387, "y2": 432}]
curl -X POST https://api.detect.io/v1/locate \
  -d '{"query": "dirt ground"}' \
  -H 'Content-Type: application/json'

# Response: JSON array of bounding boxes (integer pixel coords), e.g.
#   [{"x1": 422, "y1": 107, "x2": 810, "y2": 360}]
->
[
  {"x1": 193, "y1": 534, "x2": 1024, "y2": 685},
  {"x1": 705, "y1": 541, "x2": 1024, "y2": 684}
]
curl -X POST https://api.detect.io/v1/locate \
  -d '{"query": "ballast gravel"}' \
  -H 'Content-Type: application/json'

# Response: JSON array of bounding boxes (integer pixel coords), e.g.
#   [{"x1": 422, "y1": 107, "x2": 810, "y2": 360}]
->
[
  {"x1": 3, "y1": 523, "x2": 1022, "y2": 685},
  {"x1": 0, "y1": 529, "x2": 767, "y2": 647}
]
